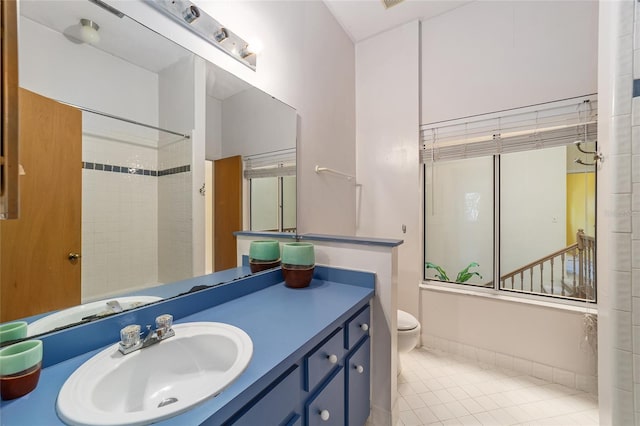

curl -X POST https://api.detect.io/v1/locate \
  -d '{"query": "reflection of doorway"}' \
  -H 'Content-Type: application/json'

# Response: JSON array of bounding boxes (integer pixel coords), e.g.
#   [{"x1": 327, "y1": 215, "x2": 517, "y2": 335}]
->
[
  {"x1": 205, "y1": 160, "x2": 213, "y2": 274},
  {"x1": 1, "y1": 89, "x2": 82, "y2": 321},
  {"x1": 213, "y1": 155, "x2": 242, "y2": 272},
  {"x1": 249, "y1": 176, "x2": 297, "y2": 232},
  {"x1": 566, "y1": 171, "x2": 596, "y2": 245}
]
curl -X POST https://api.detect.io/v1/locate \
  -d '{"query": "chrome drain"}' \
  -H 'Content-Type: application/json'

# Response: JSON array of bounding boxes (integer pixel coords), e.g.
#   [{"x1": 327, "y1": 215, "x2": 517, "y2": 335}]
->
[{"x1": 158, "y1": 397, "x2": 178, "y2": 408}]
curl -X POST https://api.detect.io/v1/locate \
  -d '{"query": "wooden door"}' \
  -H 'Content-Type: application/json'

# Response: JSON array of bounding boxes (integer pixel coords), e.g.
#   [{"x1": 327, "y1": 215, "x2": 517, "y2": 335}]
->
[
  {"x1": 1, "y1": 89, "x2": 82, "y2": 322},
  {"x1": 214, "y1": 155, "x2": 242, "y2": 271}
]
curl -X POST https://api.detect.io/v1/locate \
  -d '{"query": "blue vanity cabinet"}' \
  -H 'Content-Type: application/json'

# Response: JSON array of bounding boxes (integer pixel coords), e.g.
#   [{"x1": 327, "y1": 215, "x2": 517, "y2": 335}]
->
[{"x1": 226, "y1": 303, "x2": 371, "y2": 426}]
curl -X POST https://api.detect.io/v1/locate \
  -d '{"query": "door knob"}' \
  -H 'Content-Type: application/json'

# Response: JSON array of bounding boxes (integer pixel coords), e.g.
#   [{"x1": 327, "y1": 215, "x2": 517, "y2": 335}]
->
[{"x1": 68, "y1": 252, "x2": 81, "y2": 261}]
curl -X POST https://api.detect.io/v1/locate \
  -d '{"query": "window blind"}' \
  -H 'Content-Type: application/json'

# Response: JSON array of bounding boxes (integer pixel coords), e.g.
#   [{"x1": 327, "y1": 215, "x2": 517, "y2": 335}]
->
[
  {"x1": 420, "y1": 94, "x2": 597, "y2": 163},
  {"x1": 243, "y1": 147, "x2": 296, "y2": 179}
]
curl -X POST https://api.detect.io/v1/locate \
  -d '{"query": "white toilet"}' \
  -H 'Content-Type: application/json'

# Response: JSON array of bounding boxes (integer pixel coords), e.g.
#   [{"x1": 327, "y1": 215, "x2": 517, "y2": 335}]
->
[{"x1": 397, "y1": 309, "x2": 421, "y2": 375}]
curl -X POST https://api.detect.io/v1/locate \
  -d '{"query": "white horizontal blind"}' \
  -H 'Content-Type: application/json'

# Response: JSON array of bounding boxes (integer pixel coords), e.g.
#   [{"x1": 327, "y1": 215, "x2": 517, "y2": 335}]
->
[
  {"x1": 420, "y1": 95, "x2": 597, "y2": 163},
  {"x1": 243, "y1": 147, "x2": 296, "y2": 179}
]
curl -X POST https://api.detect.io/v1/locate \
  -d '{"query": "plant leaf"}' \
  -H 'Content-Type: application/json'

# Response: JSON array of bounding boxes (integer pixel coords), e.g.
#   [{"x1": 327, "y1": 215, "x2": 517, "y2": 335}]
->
[
  {"x1": 425, "y1": 262, "x2": 449, "y2": 281},
  {"x1": 456, "y1": 262, "x2": 482, "y2": 283}
]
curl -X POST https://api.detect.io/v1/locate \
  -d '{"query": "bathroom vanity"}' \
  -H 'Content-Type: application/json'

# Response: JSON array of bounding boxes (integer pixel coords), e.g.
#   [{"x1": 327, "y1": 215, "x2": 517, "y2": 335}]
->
[{"x1": 0, "y1": 266, "x2": 374, "y2": 425}]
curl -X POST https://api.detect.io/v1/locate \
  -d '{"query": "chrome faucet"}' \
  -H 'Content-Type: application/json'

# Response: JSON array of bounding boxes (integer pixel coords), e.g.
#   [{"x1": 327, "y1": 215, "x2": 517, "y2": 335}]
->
[{"x1": 118, "y1": 314, "x2": 175, "y2": 355}]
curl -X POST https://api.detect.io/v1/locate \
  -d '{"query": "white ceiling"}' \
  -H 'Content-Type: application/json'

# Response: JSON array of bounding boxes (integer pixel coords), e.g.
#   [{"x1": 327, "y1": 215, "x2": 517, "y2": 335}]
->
[
  {"x1": 323, "y1": 0, "x2": 473, "y2": 42},
  {"x1": 19, "y1": 0, "x2": 250, "y2": 100}
]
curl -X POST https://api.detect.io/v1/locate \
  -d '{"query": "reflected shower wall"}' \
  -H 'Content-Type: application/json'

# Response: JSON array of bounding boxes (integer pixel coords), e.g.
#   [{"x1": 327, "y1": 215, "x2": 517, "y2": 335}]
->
[{"x1": 81, "y1": 112, "x2": 192, "y2": 301}]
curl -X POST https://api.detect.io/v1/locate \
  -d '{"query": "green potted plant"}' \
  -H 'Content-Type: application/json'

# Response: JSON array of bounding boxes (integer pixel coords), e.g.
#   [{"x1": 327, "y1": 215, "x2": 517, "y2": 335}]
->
[{"x1": 425, "y1": 261, "x2": 482, "y2": 283}]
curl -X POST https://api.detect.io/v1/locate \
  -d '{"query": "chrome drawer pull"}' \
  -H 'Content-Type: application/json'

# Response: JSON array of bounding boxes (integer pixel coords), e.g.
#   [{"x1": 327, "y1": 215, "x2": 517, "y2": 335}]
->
[
  {"x1": 327, "y1": 354, "x2": 338, "y2": 364},
  {"x1": 360, "y1": 323, "x2": 369, "y2": 332},
  {"x1": 355, "y1": 364, "x2": 364, "y2": 374}
]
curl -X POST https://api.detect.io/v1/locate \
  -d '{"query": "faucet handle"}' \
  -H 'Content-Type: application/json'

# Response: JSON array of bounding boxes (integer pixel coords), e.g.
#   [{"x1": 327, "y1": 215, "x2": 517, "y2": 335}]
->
[
  {"x1": 120, "y1": 324, "x2": 141, "y2": 348},
  {"x1": 155, "y1": 314, "x2": 173, "y2": 329}
]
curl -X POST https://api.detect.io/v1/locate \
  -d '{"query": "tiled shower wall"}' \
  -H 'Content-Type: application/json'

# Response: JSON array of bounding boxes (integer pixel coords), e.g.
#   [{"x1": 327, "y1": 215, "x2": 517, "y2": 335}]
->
[
  {"x1": 82, "y1": 125, "x2": 193, "y2": 300},
  {"x1": 609, "y1": 0, "x2": 640, "y2": 423},
  {"x1": 634, "y1": 1, "x2": 640, "y2": 422},
  {"x1": 82, "y1": 133, "x2": 159, "y2": 301}
]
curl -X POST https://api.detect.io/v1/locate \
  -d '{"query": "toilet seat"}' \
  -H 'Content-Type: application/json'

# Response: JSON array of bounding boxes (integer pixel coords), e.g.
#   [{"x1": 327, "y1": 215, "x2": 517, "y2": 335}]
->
[{"x1": 397, "y1": 309, "x2": 419, "y2": 331}]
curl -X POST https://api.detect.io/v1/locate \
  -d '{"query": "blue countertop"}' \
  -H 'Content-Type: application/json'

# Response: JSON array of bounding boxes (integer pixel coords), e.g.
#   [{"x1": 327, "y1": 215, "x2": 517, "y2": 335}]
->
[{"x1": 0, "y1": 269, "x2": 374, "y2": 425}]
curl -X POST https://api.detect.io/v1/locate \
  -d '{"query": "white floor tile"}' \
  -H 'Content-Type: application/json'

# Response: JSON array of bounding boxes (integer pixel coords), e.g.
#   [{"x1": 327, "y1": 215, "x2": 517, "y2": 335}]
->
[
  {"x1": 398, "y1": 396, "x2": 412, "y2": 412},
  {"x1": 458, "y1": 398, "x2": 485, "y2": 414},
  {"x1": 404, "y1": 393, "x2": 427, "y2": 410},
  {"x1": 419, "y1": 391, "x2": 444, "y2": 406},
  {"x1": 472, "y1": 411, "x2": 500, "y2": 426},
  {"x1": 473, "y1": 395, "x2": 500, "y2": 412},
  {"x1": 456, "y1": 415, "x2": 482, "y2": 426},
  {"x1": 400, "y1": 410, "x2": 423, "y2": 426},
  {"x1": 398, "y1": 349, "x2": 598, "y2": 426},
  {"x1": 487, "y1": 408, "x2": 519, "y2": 425},
  {"x1": 459, "y1": 383, "x2": 485, "y2": 398},
  {"x1": 433, "y1": 389, "x2": 457, "y2": 404},
  {"x1": 444, "y1": 401, "x2": 471, "y2": 418},
  {"x1": 414, "y1": 406, "x2": 440, "y2": 424},
  {"x1": 430, "y1": 403, "x2": 457, "y2": 421}
]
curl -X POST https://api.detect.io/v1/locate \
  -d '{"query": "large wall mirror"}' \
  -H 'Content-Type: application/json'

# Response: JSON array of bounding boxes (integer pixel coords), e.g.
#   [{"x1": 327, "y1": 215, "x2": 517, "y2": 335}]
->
[{"x1": 0, "y1": 0, "x2": 296, "y2": 337}]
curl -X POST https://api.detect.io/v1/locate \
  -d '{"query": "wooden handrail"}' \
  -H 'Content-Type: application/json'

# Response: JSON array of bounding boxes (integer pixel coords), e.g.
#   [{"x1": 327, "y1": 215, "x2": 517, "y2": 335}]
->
[
  {"x1": 500, "y1": 242, "x2": 578, "y2": 280},
  {"x1": 498, "y1": 229, "x2": 595, "y2": 301}
]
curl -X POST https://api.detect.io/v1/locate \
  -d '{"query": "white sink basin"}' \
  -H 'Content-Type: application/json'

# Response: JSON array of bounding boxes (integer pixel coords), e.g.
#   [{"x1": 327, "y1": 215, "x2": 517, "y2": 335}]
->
[
  {"x1": 27, "y1": 296, "x2": 162, "y2": 336},
  {"x1": 56, "y1": 322, "x2": 253, "y2": 426}
]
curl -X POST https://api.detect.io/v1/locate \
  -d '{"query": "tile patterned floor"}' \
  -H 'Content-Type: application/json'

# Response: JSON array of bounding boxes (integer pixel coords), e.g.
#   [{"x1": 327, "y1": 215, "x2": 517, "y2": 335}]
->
[{"x1": 397, "y1": 347, "x2": 599, "y2": 426}]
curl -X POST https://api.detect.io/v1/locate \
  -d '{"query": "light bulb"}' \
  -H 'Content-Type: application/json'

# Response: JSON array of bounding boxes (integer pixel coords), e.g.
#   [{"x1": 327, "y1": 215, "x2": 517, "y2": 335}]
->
[
  {"x1": 245, "y1": 38, "x2": 263, "y2": 56},
  {"x1": 79, "y1": 19, "x2": 100, "y2": 45}
]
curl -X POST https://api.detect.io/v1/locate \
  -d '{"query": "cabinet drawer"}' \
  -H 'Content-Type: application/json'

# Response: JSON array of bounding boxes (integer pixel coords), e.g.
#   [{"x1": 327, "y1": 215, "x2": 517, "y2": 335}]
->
[
  {"x1": 306, "y1": 367, "x2": 345, "y2": 426},
  {"x1": 305, "y1": 328, "x2": 344, "y2": 392},
  {"x1": 346, "y1": 337, "x2": 370, "y2": 426},
  {"x1": 228, "y1": 365, "x2": 301, "y2": 426},
  {"x1": 345, "y1": 305, "x2": 370, "y2": 350}
]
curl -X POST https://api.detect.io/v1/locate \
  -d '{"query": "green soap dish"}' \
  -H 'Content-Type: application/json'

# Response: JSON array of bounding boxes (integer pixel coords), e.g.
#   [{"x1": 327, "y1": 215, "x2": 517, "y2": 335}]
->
[
  {"x1": 281, "y1": 242, "x2": 315, "y2": 267},
  {"x1": 0, "y1": 340, "x2": 43, "y2": 377}
]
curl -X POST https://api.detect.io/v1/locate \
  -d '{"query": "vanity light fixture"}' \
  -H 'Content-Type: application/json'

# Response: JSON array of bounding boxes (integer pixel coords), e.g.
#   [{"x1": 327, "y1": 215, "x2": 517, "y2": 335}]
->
[
  {"x1": 79, "y1": 19, "x2": 100, "y2": 45},
  {"x1": 146, "y1": 0, "x2": 257, "y2": 70}
]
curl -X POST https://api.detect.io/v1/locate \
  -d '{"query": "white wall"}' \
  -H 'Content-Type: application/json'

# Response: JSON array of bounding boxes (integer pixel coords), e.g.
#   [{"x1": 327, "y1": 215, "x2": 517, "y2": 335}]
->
[
  {"x1": 221, "y1": 88, "x2": 296, "y2": 158},
  {"x1": 113, "y1": 0, "x2": 357, "y2": 235},
  {"x1": 421, "y1": 1, "x2": 599, "y2": 123},
  {"x1": 158, "y1": 58, "x2": 195, "y2": 283},
  {"x1": 356, "y1": 21, "x2": 421, "y2": 317},
  {"x1": 205, "y1": 96, "x2": 222, "y2": 160}
]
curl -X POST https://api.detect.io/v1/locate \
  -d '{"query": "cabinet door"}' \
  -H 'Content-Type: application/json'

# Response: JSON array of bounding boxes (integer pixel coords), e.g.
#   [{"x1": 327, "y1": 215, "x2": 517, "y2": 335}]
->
[
  {"x1": 346, "y1": 338, "x2": 370, "y2": 426},
  {"x1": 229, "y1": 366, "x2": 301, "y2": 426},
  {"x1": 306, "y1": 367, "x2": 345, "y2": 426}
]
